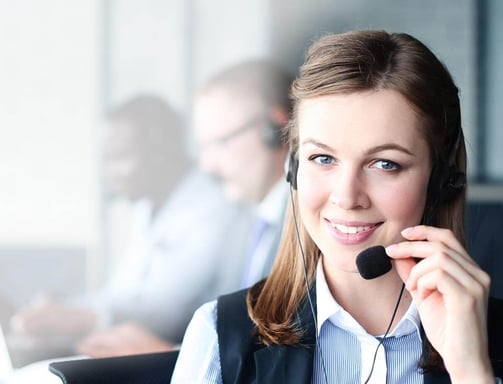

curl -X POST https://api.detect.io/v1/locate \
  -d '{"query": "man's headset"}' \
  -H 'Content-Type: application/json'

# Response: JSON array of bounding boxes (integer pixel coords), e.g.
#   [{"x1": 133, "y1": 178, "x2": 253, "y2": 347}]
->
[{"x1": 261, "y1": 119, "x2": 284, "y2": 149}]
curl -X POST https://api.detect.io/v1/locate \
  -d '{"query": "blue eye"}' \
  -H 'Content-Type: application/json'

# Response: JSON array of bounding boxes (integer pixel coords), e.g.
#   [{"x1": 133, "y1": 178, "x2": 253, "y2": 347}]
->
[
  {"x1": 311, "y1": 155, "x2": 334, "y2": 165},
  {"x1": 374, "y1": 160, "x2": 400, "y2": 171}
]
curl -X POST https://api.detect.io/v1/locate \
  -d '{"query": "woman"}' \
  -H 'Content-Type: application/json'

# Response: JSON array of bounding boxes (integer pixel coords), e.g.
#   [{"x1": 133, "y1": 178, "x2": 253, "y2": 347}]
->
[{"x1": 171, "y1": 31, "x2": 503, "y2": 383}]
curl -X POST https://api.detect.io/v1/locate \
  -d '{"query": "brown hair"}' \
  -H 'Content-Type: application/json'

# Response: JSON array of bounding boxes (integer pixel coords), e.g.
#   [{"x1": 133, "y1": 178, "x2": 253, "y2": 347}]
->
[{"x1": 247, "y1": 30, "x2": 467, "y2": 371}]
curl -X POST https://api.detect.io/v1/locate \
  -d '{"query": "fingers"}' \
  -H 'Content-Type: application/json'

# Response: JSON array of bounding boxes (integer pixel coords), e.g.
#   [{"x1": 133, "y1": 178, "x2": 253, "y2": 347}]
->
[
  {"x1": 408, "y1": 251, "x2": 489, "y2": 296},
  {"x1": 386, "y1": 225, "x2": 493, "y2": 379},
  {"x1": 386, "y1": 225, "x2": 491, "y2": 298},
  {"x1": 10, "y1": 302, "x2": 59, "y2": 335},
  {"x1": 76, "y1": 328, "x2": 125, "y2": 357},
  {"x1": 76, "y1": 324, "x2": 175, "y2": 357},
  {"x1": 411, "y1": 266, "x2": 483, "y2": 307},
  {"x1": 388, "y1": 225, "x2": 471, "y2": 262}
]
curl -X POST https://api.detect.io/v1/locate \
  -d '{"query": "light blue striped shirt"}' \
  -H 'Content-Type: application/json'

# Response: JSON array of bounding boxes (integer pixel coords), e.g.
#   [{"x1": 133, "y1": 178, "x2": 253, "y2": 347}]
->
[
  {"x1": 313, "y1": 262, "x2": 423, "y2": 383},
  {"x1": 171, "y1": 263, "x2": 500, "y2": 383},
  {"x1": 171, "y1": 260, "x2": 424, "y2": 384}
]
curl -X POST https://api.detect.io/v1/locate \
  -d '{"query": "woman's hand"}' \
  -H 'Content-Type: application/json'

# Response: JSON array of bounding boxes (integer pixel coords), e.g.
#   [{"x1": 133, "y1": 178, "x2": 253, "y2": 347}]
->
[{"x1": 386, "y1": 225, "x2": 494, "y2": 383}]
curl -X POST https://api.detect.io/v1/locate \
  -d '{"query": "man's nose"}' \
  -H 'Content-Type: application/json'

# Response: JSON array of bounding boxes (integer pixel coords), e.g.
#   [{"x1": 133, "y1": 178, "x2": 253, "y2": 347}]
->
[{"x1": 198, "y1": 145, "x2": 219, "y2": 174}]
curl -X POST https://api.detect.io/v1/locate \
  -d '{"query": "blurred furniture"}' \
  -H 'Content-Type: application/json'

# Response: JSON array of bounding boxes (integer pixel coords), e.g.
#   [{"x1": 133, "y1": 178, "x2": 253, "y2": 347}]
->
[
  {"x1": 49, "y1": 350, "x2": 179, "y2": 384},
  {"x1": 0, "y1": 246, "x2": 86, "y2": 368},
  {"x1": 466, "y1": 201, "x2": 503, "y2": 299}
]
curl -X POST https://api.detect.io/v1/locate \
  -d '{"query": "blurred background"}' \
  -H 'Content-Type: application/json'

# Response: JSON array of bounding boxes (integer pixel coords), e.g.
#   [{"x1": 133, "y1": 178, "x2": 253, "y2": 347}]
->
[{"x1": 0, "y1": 0, "x2": 501, "y2": 334}]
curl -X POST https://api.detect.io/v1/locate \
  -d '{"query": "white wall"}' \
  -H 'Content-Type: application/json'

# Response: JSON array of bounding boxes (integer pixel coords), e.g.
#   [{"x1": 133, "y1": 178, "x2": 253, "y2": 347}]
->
[
  {"x1": 106, "y1": 0, "x2": 191, "y2": 115},
  {"x1": 0, "y1": 0, "x2": 102, "y2": 247},
  {"x1": 486, "y1": 0, "x2": 503, "y2": 180},
  {"x1": 192, "y1": 0, "x2": 271, "y2": 87},
  {"x1": 0, "y1": 0, "x2": 499, "y2": 297},
  {"x1": 0, "y1": 1, "x2": 103, "y2": 292}
]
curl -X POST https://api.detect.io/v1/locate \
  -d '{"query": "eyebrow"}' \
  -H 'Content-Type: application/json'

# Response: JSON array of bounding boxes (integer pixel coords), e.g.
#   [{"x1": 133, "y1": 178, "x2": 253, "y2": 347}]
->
[{"x1": 301, "y1": 139, "x2": 416, "y2": 157}]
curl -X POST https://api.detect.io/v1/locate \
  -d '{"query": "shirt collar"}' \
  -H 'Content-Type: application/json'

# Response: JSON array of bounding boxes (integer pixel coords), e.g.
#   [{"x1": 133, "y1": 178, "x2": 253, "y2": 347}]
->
[
  {"x1": 316, "y1": 260, "x2": 343, "y2": 335},
  {"x1": 315, "y1": 260, "x2": 422, "y2": 339},
  {"x1": 389, "y1": 298, "x2": 421, "y2": 338},
  {"x1": 256, "y1": 180, "x2": 287, "y2": 225}
]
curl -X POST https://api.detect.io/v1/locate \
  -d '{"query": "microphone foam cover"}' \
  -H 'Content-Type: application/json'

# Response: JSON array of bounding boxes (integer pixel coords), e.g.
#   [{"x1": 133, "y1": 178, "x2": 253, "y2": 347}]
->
[{"x1": 355, "y1": 245, "x2": 392, "y2": 280}]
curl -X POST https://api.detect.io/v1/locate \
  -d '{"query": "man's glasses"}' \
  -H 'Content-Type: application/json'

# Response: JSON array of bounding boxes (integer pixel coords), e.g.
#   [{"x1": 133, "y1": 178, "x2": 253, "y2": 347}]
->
[{"x1": 199, "y1": 115, "x2": 265, "y2": 152}]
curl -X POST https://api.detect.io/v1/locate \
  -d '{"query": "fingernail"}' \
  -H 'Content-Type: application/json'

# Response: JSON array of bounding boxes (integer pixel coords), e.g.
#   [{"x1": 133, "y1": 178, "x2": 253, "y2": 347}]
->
[
  {"x1": 401, "y1": 227, "x2": 413, "y2": 236},
  {"x1": 385, "y1": 244, "x2": 396, "y2": 255}
]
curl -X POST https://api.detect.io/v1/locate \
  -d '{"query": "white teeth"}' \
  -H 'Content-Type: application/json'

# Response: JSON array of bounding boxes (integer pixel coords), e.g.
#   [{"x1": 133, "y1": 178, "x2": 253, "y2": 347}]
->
[{"x1": 334, "y1": 223, "x2": 372, "y2": 234}]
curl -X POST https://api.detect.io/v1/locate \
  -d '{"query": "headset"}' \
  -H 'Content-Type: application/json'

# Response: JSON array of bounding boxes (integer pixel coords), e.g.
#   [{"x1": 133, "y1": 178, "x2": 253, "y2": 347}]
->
[
  {"x1": 436, "y1": 126, "x2": 466, "y2": 195},
  {"x1": 261, "y1": 119, "x2": 284, "y2": 149},
  {"x1": 284, "y1": 123, "x2": 466, "y2": 382},
  {"x1": 286, "y1": 151, "x2": 299, "y2": 189},
  {"x1": 287, "y1": 167, "x2": 404, "y2": 383},
  {"x1": 423, "y1": 125, "x2": 467, "y2": 226},
  {"x1": 286, "y1": 127, "x2": 466, "y2": 197}
]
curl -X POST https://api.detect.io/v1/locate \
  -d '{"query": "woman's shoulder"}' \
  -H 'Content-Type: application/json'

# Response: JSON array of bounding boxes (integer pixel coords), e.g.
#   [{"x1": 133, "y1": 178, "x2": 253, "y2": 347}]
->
[
  {"x1": 217, "y1": 286, "x2": 266, "y2": 383},
  {"x1": 217, "y1": 283, "x2": 268, "y2": 344},
  {"x1": 217, "y1": 287, "x2": 253, "y2": 330},
  {"x1": 218, "y1": 286, "x2": 249, "y2": 305},
  {"x1": 217, "y1": 280, "x2": 266, "y2": 321}
]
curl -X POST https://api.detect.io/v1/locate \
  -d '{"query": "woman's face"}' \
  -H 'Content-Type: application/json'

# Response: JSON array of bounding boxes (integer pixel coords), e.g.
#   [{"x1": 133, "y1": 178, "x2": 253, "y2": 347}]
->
[{"x1": 296, "y1": 89, "x2": 431, "y2": 273}]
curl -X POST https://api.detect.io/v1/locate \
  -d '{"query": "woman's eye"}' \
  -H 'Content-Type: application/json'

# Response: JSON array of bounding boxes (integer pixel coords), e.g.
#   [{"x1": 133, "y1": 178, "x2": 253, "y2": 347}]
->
[
  {"x1": 311, "y1": 155, "x2": 334, "y2": 165},
  {"x1": 373, "y1": 159, "x2": 400, "y2": 171}
]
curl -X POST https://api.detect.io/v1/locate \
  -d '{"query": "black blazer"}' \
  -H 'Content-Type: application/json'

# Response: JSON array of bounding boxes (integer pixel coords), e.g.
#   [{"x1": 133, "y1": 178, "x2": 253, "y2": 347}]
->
[{"x1": 217, "y1": 287, "x2": 503, "y2": 383}]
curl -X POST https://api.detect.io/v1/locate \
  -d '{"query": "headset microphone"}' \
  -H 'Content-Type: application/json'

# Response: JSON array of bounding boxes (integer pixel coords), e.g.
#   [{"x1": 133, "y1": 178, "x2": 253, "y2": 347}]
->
[
  {"x1": 355, "y1": 245, "x2": 405, "y2": 384},
  {"x1": 355, "y1": 245, "x2": 392, "y2": 279}
]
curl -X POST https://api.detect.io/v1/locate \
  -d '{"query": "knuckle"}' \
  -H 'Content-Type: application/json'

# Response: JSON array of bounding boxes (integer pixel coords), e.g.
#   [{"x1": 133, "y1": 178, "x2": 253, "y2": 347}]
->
[
  {"x1": 478, "y1": 270, "x2": 491, "y2": 291},
  {"x1": 435, "y1": 250, "x2": 450, "y2": 265}
]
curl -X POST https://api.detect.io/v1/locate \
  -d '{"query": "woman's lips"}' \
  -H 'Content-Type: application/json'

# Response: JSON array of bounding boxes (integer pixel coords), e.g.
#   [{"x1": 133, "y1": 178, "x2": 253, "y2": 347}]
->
[{"x1": 325, "y1": 220, "x2": 382, "y2": 245}]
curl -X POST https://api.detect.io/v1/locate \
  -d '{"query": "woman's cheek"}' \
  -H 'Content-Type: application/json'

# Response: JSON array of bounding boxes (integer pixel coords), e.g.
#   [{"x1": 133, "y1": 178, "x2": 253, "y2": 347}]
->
[
  {"x1": 297, "y1": 174, "x2": 329, "y2": 218},
  {"x1": 376, "y1": 184, "x2": 427, "y2": 228}
]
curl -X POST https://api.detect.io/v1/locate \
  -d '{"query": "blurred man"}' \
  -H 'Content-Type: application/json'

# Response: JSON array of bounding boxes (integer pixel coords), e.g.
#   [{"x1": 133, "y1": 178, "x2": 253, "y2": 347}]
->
[
  {"x1": 76, "y1": 60, "x2": 294, "y2": 356},
  {"x1": 10, "y1": 95, "x2": 250, "y2": 359},
  {"x1": 193, "y1": 59, "x2": 293, "y2": 287}
]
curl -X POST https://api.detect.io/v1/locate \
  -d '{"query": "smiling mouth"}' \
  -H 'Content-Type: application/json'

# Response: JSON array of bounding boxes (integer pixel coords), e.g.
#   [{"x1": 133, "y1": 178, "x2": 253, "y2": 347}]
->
[{"x1": 332, "y1": 223, "x2": 380, "y2": 234}]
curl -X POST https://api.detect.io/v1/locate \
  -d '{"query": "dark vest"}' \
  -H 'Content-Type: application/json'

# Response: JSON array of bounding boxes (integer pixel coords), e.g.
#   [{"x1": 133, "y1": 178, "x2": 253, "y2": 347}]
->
[{"x1": 217, "y1": 287, "x2": 503, "y2": 384}]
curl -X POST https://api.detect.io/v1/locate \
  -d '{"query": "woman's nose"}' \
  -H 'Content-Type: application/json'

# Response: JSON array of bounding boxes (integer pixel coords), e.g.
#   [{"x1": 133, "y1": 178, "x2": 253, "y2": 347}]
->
[{"x1": 328, "y1": 167, "x2": 370, "y2": 210}]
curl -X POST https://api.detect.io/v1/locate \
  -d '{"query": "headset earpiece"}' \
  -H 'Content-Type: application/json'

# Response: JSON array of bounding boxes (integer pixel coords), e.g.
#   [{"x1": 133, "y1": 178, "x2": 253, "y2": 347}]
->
[
  {"x1": 261, "y1": 120, "x2": 284, "y2": 149},
  {"x1": 286, "y1": 152, "x2": 299, "y2": 189},
  {"x1": 441, "y1": 166, "x2": 467, "y2": 202},
  {"x1": 439, "y1": 127, "x2": 466, "y2": 203},
  {"x1": 423, "y1": 127, "x2": 466, "y2": 225}
]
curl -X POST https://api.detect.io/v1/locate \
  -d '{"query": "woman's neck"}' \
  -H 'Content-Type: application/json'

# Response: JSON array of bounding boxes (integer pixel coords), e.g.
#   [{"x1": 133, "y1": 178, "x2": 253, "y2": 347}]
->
[{"x1": 323, "y1": 261, "x2": 412, "y2": 336}]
